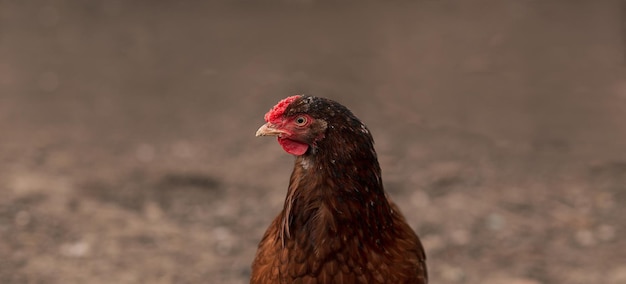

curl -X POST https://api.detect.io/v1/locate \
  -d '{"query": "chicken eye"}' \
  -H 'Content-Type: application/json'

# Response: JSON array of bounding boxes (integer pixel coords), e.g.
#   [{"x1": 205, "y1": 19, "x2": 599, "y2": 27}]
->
[{"x1": 294, "y1": 116, "x2": 308, "y2": 126}]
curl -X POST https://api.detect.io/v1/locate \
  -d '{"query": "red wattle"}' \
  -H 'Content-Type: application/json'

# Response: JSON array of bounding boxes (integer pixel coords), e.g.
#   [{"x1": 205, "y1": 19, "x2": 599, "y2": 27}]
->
[{"x1": 278, "y1": 138, "x2": 309, "y2": 156}]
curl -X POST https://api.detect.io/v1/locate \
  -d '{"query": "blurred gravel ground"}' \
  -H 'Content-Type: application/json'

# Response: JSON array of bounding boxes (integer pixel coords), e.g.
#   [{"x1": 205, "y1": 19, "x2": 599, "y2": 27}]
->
[{"x1": 1, "y1": 1, "x2": 625, "y2": 283}]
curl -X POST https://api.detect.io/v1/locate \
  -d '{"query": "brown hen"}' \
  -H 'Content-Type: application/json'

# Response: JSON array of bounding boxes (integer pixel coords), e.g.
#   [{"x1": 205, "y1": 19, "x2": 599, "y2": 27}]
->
[{"x1": 251, "y1": 95, "x2": 427, "y2": 284}]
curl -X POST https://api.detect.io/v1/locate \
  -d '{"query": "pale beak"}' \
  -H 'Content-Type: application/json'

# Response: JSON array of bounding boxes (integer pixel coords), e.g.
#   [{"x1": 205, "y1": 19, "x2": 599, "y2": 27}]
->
[{"x1": 256, "y1": 123, "x2": 287, "y2": 137}]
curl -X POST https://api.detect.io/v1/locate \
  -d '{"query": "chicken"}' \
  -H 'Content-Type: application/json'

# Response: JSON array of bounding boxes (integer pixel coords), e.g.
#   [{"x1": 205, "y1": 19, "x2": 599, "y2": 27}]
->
[{"x1": 251, "y1": 95, "x2": 427, "y2": 284}]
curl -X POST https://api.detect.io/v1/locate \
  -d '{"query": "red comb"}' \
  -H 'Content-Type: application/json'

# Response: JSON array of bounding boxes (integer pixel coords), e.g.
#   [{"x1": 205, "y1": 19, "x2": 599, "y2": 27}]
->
[{"x1": 264, "y1": 95, "x2": 300, "y2": 124}]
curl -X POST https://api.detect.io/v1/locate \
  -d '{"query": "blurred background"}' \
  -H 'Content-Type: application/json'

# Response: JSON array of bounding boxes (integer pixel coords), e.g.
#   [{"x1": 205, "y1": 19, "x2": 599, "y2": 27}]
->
[{"x1": 1, "y1": 1, "x2": 625, "y2": 283}]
